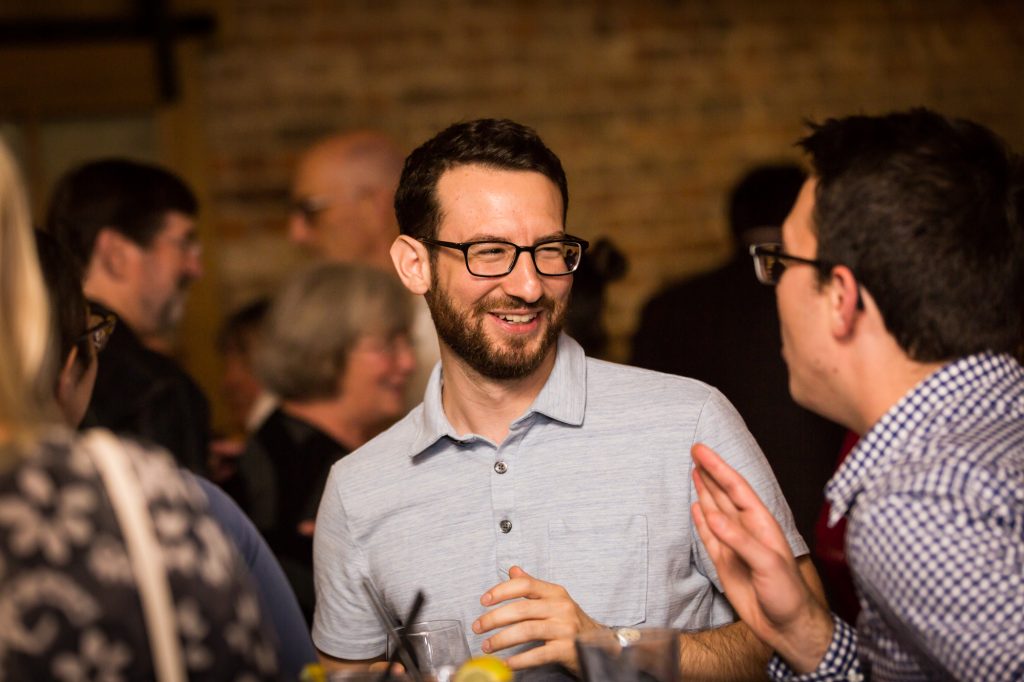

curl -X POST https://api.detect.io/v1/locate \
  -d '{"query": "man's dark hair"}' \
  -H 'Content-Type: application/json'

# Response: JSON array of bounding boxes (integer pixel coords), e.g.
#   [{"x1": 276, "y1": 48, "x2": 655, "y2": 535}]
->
[
  {"x1": 46, "y1": 158, "x2": 198, "y2": 269},
  {"x1": 394, "y1": 118, "x2": 569, "y2": 240},
  {"x1": 728, "y1": 163, "x2": 806, "y2": 238},
  {"x1": 799, "y1": 108, "x2": 1024, "y2": 361},
  {"x1": 33, "y1": 229, "x2": 89, "y2": 375}
]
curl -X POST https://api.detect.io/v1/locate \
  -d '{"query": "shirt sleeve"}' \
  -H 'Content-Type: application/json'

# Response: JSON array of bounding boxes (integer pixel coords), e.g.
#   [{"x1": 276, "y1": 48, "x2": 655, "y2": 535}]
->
[
  {"x1": 311, "y1": 464, "x2": 387, "y2": 660},
  {"x1": 767, "y1": 614, "x2": 863, "y2": 682},
  {"x1": 690, "y1": 387, "x2": 810, "y2": 592},
  {"x1": 192, "y1": 472, "x2": 317, "y2": 679}
]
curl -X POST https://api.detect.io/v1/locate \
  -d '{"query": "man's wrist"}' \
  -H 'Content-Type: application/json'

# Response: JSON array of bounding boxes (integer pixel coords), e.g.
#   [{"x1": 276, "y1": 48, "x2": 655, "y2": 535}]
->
[{"x1": 775, "y1": 600, "x2": 835, "y2": 673}]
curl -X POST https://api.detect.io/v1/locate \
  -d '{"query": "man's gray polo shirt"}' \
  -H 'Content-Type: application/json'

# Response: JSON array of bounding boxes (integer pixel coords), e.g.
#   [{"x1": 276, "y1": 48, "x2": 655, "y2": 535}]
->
[{"x1": 313, "y1": 334, "x2": 806, "y2": 672}]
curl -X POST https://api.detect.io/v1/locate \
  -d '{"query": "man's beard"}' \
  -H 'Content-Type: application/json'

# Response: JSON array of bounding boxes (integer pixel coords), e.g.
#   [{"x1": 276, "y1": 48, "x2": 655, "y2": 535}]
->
[
  {"x1": 153, "y1": 280, "x2": 192, "y2": 336},
  {"x1": 426, "y1": 277, "x2": 568, "y2": 381}
]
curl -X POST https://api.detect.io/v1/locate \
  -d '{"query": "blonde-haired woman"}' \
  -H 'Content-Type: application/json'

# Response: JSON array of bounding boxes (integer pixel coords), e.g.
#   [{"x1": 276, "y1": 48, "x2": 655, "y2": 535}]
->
[{"x1": 0, "y1": 142, "x2": 282, "y2": 680}]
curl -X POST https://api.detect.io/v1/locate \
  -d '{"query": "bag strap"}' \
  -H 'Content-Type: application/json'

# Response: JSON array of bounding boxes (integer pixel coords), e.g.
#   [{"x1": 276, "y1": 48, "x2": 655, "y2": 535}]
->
[{"x1": 81, "y1": 429, "x2": 187, "y2": 682}]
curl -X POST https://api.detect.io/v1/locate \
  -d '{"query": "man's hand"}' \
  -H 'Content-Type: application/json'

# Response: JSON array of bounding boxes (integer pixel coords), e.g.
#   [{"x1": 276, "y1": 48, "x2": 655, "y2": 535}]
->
[
  {"x1": 472, "y1": 566, "x2": 603, "y2": 673},
  {"x1": 690, "y1": 443, "x2": 834, "y2": 674}
]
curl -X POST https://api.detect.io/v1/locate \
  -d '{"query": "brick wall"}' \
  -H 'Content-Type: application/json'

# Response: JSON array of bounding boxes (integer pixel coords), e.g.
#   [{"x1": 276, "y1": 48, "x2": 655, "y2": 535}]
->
[{"x1": 198, "y1": 0, "x2": 1024, "y2": 362}]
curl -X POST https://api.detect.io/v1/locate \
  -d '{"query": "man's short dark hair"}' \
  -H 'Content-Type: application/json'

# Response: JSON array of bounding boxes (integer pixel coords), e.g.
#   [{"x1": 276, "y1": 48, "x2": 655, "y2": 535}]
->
[
  {"x1": 394, "y1": 118, "x2": 569, "y2": 240},
  {"x1": 46, "y1": 158, "x2": 198, "y2": 269},
  {"x1": 799, "y1": 108, "x2": 1023, "y2": 362}
]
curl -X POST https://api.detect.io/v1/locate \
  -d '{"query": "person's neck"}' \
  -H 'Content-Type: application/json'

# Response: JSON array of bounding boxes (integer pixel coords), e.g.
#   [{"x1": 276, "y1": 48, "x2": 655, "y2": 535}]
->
[
  {"x1": 280, "y1": 397, "x2": 375, "y2": 451},
  {"x1": 439, "y1": 345, "x2": 557, "y2": 445},
  {"x1": 844, "y1": 340, "x2": 946, "y2": 436}
]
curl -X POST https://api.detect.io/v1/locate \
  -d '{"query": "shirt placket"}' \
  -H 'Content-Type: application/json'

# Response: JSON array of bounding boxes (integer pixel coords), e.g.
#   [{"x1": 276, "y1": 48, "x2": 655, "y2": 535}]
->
[{"x1": 490, "y1": 420, "x2": 525, "y2": 579}]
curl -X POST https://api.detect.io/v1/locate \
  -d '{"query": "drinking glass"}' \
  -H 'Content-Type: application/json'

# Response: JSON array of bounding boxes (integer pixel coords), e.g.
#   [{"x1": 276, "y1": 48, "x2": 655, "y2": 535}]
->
[
  {"x1": 576, "y1": 627, "x2": 680, "y2": 682},
  {"x1": 386, "y1": 619, "x2": 472, "y2": 682}
]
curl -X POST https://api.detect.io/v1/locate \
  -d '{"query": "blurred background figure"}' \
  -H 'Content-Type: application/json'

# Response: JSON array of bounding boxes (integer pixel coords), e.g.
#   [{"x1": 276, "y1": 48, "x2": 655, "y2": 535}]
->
[
  {"x1": 219, "y1": 297, "x2": 274, "y2": 435},
  {"x1": 46, "y1": 158, "x2": 211, "y2": 474},
  {"x1": 565, "y1": 236, "x2": 628, "y2": 359},
  {"x1": 209, "y1": 297, "x2": 275, "y2": 488},
  {"x1": 233, "y1": 262, "x2": 416, "y2": 624},
  {"x1": 289, "y1": 130, "x2": 404, "y2": 269},
  {"x1": 289, "y1": 130, "x2": 439, "y2": 404},
  {"x1": 631, "y1": 163, "x2": 845, "y2": 542},
  {"x1": 0, "y1": 140, "x2": 281, "y2": 680}
]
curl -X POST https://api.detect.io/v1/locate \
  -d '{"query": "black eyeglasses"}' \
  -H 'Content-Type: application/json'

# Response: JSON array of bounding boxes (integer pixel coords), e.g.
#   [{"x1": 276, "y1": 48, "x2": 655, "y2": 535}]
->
[
  {"x1": 289, "y1": 196, "x2": 331, "y2": 223},
  {"x1": 750, "y1": 243, "x2": 865, "y2": 309},
  {"x1": 418, "y1": 235, "x2": 589, "y2": 277},
  {"x1": 749, "y1": 243, "x2": 835, "y2": 285},
  {"x1": 77, "y1": 314, "x2": 117, "y2": 354}
]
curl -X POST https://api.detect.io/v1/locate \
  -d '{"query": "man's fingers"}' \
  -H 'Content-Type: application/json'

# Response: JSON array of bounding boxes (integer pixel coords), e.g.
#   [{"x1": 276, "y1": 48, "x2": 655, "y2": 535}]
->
[
  {"x1": 702, "y1": 507, "x2": 790, "y2": 580},
  {"x1": 504, "y1": 640, "x2": 577, "y2": 672},
  {"x1": 691, "y1": 500, "x2": 724, "y2": 557},
  {"x1": 481, "y1": 567, "x2": 556, "y2": 606},
  {"x1": 693, "y1": 443, "x2": 793, "y2": 555},
  {"x1": 478, "y1": 617, "x2": 577, "y2": 654},
  {"x1": 508, "y1": 565, "x2": 530, "y2": 580},
  {"x1": 692, "y1": 443, "x2": 762, "y2": 509},
  {"x1": 474, "y1": 595, "x2": 578, "y2": 634}
]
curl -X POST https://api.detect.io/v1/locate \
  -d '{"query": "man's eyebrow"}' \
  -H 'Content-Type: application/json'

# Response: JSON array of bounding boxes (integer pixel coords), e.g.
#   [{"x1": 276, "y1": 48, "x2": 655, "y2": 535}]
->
[{"x1": 461, "y1": 231, "x2": 566, "y2": 244}]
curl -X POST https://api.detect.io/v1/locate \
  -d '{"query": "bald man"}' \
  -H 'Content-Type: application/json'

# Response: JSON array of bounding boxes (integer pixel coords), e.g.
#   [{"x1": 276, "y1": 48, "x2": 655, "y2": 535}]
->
[
  {"x1": 289, "y1": 131, "x2": 404, "y2": 268},
  {"x1": 289, "y1": 130, "x2": 440, "y2": 404}
]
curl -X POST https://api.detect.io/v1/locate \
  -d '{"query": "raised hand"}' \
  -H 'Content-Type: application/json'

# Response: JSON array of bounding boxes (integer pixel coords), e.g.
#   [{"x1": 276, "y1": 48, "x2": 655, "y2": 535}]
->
[{"x1": 690, "y1": 443, "x2": 834, "y2": 674}]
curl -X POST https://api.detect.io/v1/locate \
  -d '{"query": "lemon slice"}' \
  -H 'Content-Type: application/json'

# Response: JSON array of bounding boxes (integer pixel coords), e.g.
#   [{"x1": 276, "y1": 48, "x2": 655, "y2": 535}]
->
[{"x1": 454, "y1": 655, "x2": 513, "y2": 682}]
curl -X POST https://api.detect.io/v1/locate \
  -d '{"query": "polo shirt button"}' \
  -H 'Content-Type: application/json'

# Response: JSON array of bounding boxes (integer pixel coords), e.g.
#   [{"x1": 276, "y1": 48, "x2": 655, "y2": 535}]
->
[
  {"x1": 499, "y1": 519, "x2": 513, "y2": 534},
  {"x1": 494, "y1": 461, "x2": 508, "y2": 474}
]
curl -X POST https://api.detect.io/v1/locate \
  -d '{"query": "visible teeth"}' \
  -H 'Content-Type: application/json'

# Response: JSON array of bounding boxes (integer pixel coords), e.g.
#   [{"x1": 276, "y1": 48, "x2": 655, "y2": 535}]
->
[{"x1": 499, "y1": 313, "x2": 536, "y2": 323}]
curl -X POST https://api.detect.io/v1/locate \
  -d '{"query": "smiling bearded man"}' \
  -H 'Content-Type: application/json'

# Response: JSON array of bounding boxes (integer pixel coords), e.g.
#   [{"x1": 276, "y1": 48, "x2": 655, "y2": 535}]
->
[{"x1": 311, "y1": 118, "x2": 822, "y2": 682}]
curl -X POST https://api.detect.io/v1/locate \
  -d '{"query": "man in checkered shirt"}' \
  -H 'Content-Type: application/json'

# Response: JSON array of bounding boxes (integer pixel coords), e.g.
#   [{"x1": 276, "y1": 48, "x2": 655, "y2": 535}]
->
[{"x1": 689, "y1": 108, "x2": 1023, "y2": 680}]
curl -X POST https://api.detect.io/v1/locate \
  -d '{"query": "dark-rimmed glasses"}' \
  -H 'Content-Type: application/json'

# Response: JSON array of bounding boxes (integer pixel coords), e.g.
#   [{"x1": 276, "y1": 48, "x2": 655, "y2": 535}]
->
[
  {"x1": 418, "y1": 235, "x2": 589, "y2": 277},
  {"x1": 750, "y1": 243, "x2": 864, "y2": 309},
  {"x1": 749, "y1": 243, "x2": 835, "y2": 285},
  {"x1": 78, "y1": 313, "x2": 117, "y2": 354}
]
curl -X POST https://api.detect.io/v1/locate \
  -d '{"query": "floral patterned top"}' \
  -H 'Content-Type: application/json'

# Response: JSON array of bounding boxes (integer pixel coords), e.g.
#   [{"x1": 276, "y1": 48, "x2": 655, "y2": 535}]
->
[{"x1": 0, "y1": 428, "x2": 283, "y2": 681}]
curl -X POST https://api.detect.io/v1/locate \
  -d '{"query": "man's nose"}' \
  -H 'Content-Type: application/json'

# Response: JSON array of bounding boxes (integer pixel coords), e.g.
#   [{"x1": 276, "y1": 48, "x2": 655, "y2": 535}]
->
[{"x1": 501, "y1": 251, "x2": 543, "y2": 303}]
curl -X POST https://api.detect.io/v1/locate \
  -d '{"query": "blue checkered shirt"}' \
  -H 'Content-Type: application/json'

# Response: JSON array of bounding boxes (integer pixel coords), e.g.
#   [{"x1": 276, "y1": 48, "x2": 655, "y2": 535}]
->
[{"x1": 768, "y1": 353, "x2": 1024, "y2": 681}]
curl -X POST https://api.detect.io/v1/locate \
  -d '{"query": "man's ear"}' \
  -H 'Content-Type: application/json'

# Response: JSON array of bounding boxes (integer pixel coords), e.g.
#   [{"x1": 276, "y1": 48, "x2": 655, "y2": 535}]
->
[
  {"x1": 828, "y1": 265, "x2": 861, "y2": 339},
  {"x1": 93, "y1": 227, "x2": 132, "y2": 279},
  {"x1": 390, "y1": 235, "x2": 432, "y2": 295}
]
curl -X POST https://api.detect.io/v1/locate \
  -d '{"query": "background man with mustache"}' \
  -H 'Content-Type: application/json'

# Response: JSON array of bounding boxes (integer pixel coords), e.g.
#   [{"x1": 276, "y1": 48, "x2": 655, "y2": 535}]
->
[
  {"x1": 312, "y1": 118, "x2": 823, "y2": 681},
  {"x1": 49, "y1": 158, "x2": 210, "y2": 473}
]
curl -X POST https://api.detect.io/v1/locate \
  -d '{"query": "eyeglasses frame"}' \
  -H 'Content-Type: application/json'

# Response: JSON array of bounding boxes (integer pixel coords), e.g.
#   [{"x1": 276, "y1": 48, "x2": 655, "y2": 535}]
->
[
  {"x1": 418, "y1": 235, "x2": 590, "y2": 278},
  {"x1": 749, "y1": 243, "x2": 864, "y2": 309},
  {"x1": 77, "y1": 313, "x2": 118, "y2": 355},
  {"x1": 749, "y1": 243, "x2": 834, "y2": 285}
]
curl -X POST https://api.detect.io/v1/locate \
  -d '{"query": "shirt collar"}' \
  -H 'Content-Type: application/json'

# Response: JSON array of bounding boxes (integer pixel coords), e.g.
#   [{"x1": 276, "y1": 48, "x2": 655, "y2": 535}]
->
[
  {"x1": 825, "y1": 352, "x2": 1019, "y2": 524},
  {"x1": 406, "y1": 333, "x2": 587, "y2": 458}
]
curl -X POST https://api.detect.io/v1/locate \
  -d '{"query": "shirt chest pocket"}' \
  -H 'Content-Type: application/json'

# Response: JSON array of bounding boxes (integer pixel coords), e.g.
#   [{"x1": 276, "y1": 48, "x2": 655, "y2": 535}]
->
[{"x1": 547, "y1": 514, "x2": 648, "y2": 626}]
